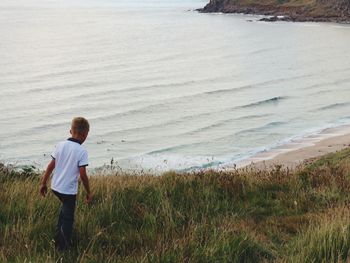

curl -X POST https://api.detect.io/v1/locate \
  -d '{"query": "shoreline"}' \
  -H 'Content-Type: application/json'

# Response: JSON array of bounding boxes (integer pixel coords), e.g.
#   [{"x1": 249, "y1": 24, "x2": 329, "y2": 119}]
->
[
  {"x1": 198, "y1": 10, "x2": 350, "y2": 24},
  {"x1": 234, "y1": 125, "x2": 350, "y2": 170},
  {"x1": 3, "y1": 124, "x2": 350, "y2": 173}
]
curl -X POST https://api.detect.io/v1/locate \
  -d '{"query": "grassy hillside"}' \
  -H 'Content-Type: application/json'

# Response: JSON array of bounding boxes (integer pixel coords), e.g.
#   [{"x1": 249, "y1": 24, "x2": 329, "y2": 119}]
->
[
  {"x1": 2, "y1": 148, "x2": 350, "y2": 262},
  {"x1": 201, "y1": 0, "x2": 350, "y2": 22}
]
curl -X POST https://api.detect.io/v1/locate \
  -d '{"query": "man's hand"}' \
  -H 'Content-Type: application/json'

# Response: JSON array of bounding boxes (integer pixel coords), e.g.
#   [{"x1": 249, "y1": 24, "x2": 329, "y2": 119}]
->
[
  {"x1": 85, "y1": 192, "x2": 93, "y2": 204},
  {"x1": 40, "y1": 159, "x2": 55, "y2": 197},
  {"x1": 40, "y1": 184, "x2": 48, "y2": 197},
  {"x1": 80, "y1": 166, "x2": 92, "y2": 205}
]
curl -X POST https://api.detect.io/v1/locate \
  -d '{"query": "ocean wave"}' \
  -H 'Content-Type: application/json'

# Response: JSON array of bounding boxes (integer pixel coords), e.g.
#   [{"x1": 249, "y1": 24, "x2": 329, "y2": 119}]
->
[
  {"x1": 145, "y1": 141, "x2": 206, "y2": 155},
  {"x1": 0, "y1": 121, "x2": 69, "y2": 139},
  {"x1": 0, "y1": 71, "x2": 310, "y2": 102},
  {"x1": 24, "y1": 80, "x2": 109, "y2": 94},
  {"x1": 316, "y1": 102, "x2": 350, "y2": 111},
  {"x1": 1, "y1": 90, "x2": 287, "y2": 130},
  {"x1": 19, "y1": 76, "x2": 226, "y2": 101},
  {"x1": 234, "y1": 121, "x2": 287, "y2": 136},
  {"x1": 199, "y1": 78, "x2": 288, "y2": 96},
  {"x1": 0, "y1": 65, "x2": 104, "y2": 86},
  {"x1": 100, "y1": 112, "x2": 273, "y2": 139},
  {"x1": 177, "y1": 113, "x2": 273, "y2": 136},
  {"x1": 18, "y1": 74, "x2": 295, "y2": 108},
  {"x1": 91, "y1": 115, "x2": 276, "y2": 153},
  {"x1": 239, "y1": 96, "x2": 288, "y2": 109},
  {"x1": 2, "y1": 76, "x2": 292, "y2": 119},
  {"x1": 94, "y1": 95, "x2": 287, "y2": 122},
  {"x1": 0, "y1": 82, "x2": 205, "y2": 116},
  {"x1": 303, "y1": 76, "x2": 350, "y2": 92},
  {"x1": 136, "y1": 120, "x2": 287, "y2": 156},
  {"x1": 204, "y1": 73, "x2": 317, "y2": 96},
  {"x1": 307, "y1": 89, "x2": 334, "y2": 96},
  {"x1": 89, "y1": 96, "x2": 280, "y2": 126},
  {"x1": 249, "y1": 47, "x2": 277, "y2": 55}
]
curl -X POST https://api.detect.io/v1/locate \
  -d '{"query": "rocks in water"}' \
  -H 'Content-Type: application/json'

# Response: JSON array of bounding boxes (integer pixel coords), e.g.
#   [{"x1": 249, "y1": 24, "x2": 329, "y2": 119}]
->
[
  {"x1": 259, "y1": 16, "x2": 279, "y2": 22},
  {"x1": 259, "y1": 15, "x2": 293, "y2": 22}
]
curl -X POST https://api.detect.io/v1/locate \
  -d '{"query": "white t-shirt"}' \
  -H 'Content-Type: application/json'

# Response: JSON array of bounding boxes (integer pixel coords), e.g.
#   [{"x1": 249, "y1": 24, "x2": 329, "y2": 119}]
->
[{"x1": 51, "y1": 138, "x2": 89, "y2": 195}]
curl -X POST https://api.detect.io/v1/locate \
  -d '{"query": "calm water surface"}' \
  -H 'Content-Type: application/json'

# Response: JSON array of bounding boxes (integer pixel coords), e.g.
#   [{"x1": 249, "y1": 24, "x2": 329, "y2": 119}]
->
[{"x1": 1, "y1": 0, "x2": 350, "y2": 171}]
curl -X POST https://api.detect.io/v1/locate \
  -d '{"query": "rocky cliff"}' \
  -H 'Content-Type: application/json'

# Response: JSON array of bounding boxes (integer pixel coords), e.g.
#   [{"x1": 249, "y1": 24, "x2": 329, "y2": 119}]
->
[{"x1": 199, "y1": 0, "x2": 350, "y2": 22}]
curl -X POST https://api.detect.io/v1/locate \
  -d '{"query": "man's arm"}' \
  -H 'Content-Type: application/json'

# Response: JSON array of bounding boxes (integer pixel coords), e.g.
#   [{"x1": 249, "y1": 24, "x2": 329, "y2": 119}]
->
[
  {"x1": 40, "y1": 159, "x2": 55, "y2": 197},
  {"x1": 79, "y1": 166, "x2": 92, "y2": 204}
]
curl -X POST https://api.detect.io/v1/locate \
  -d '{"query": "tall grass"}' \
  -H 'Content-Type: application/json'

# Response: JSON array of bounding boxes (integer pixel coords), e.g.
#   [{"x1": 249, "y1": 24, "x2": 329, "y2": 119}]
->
[
  {"x1": 289, "y1": 208, "x2": 350, "y2": 263},
  {"x1": 1, "y1": 148, "x2": 350, "y2": 262}
]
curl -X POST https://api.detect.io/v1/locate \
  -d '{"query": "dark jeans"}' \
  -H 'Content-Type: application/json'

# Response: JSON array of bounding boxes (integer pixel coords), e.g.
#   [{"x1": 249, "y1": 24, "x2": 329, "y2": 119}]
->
[{"x1": 52, "y1": 190, "x2": 76, "y2": 250}]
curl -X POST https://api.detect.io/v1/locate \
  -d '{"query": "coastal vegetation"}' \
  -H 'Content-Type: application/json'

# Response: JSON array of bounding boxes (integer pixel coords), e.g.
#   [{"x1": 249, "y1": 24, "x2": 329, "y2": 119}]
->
[
  {"x1": 2, "y1": 148, "x2": 350, "y2": 262},
  {"x1": 200, "y1": 0, "x2": 350, "y2": 22}
]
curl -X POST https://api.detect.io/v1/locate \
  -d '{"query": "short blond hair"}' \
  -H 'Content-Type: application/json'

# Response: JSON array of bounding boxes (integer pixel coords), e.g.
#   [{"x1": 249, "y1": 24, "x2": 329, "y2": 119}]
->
[{"x1": 71, "y1": 117, "x2": 90, "y2": 135}]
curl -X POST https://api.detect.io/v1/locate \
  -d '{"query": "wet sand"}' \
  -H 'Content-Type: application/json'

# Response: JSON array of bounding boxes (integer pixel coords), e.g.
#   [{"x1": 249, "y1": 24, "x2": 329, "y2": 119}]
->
[{"x1": 236, "y1": 125, "x2": 350, "y2": 170}]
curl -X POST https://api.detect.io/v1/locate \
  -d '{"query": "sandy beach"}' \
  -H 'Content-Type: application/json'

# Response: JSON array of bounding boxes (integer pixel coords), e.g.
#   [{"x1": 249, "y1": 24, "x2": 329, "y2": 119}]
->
[{"x1": 236, "y1": 125, "x2": 350, "y2": 170}]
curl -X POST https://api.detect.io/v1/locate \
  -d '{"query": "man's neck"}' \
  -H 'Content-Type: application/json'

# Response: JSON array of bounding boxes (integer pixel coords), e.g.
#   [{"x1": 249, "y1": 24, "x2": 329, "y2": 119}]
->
[{"x1": 68, "y1": 137, "x2": 83, "y2": 145}]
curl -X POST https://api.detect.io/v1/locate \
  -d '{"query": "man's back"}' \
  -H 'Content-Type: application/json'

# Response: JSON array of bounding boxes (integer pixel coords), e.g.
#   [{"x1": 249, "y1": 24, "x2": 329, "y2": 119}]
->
[{"x1": 51, "y1": 138, "x2": 88, "y2": 195}]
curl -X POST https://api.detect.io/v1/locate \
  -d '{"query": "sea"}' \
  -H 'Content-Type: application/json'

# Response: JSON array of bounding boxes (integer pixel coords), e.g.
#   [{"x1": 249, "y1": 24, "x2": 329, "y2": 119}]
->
[{"x1": 1, "y1": 0, "x2": 350, "y2": 172}]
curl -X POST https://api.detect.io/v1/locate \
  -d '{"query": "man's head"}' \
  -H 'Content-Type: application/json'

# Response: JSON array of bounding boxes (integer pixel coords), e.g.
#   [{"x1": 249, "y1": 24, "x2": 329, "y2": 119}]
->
[{"x1": 70, "y1": 117, "x2": 90, "y2": 143}]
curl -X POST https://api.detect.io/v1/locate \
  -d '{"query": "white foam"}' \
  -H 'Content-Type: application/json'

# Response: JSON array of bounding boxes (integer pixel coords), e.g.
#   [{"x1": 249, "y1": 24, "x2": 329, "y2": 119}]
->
[{"x1": 111, "y1": 153, "x2": 224, "y2": 174}]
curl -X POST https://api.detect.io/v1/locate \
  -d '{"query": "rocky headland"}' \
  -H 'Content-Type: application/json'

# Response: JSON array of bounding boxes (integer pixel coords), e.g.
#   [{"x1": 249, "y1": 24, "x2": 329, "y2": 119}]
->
[{"x1": 199, "y1": 0, "x2": 350, "y2": 23}]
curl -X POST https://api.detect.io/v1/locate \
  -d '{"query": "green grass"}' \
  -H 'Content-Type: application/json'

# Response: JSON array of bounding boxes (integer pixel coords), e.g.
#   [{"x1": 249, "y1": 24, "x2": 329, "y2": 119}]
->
[
  {"x1": 289, "y1": 208, "x2": 350, "y2": 263},
  {"x1": 1, "y1": 148, "x2": 350, "y2": 262}
]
